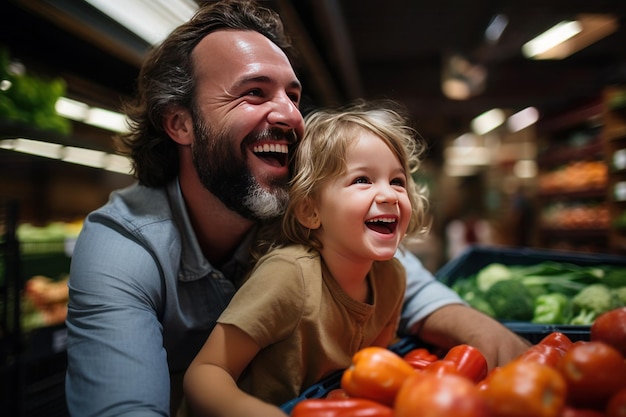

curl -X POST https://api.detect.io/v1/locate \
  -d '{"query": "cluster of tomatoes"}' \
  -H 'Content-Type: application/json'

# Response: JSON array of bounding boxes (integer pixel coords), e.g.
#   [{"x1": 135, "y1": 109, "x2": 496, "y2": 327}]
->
[{"x1": 291, "y1": 307, "x2": 626, "y2": 417}]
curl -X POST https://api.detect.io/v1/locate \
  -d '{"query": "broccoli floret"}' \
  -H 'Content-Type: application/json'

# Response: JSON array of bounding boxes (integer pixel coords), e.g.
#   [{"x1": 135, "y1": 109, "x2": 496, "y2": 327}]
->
[
  {"x1": 476, "y1": 263, "x2": 513, "y2": 292},
  {"x1": 569, "y1": 284, "x2": 615, "y2": 325},
  {"x1": 570, "y1": 309, "x2": 597, "y2": 325},
  {"x1": 485, "y1": 279, "x2": 534, "y2": 321},
  {"x1": 532, "y1": 293, "x2": 571, "y2": 324},
  {"x1": 612, "y1": 286, "x2": 626, "y2": 307}
]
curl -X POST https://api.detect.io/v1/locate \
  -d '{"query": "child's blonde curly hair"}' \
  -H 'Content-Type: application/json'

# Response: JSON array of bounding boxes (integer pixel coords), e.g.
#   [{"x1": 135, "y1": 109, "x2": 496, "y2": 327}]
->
[{"x1": 282, "y1": 100, "x2": 430, "y2": 250}]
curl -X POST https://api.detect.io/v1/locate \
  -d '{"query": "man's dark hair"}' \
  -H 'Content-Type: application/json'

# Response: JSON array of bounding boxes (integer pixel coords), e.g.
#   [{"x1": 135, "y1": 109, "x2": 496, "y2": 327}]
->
[{"x1": 117, "y1": 0, "x2": 294, "y2": 186}]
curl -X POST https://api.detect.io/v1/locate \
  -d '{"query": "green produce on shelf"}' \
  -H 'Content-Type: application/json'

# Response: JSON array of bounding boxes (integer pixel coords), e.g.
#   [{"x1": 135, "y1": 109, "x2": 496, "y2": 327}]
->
[
  {"x1": 450, "y1": 262, "x2": 626, "y2": 325},
  {"x1": 484, "y1": 279, "x2": 534, "y2": 321},
  {"x1": 0, "y1": 47, "x2": 71, "y2": 135},
  {"x1": 532, "y1": 293, "x2": 572, "y2": 325}
]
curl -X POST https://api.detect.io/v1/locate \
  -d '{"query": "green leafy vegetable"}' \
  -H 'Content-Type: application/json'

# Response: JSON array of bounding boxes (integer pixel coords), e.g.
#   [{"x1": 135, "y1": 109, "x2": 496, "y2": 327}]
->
[
  {"x1": 484, "y1": 279, "x2": 534, "y2": 321},
  {"x1": 532, "y1": 293, "x2": 571, "y2": 324}
]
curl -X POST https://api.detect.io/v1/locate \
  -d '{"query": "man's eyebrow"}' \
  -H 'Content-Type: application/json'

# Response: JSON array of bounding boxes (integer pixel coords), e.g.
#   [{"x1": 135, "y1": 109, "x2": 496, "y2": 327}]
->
[{"x1": 234, "y1": 75, "x2": 302, "y2": 91}]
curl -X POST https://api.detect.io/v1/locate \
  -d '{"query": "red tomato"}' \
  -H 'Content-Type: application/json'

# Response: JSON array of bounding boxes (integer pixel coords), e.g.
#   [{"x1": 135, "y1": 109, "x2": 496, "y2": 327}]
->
[
  {"x1": 558, "y1": 341, "x2": 626, "y2": 410},
  {"x1": 560, "y1": 406, "x2": 606, "y2": 417},
  {"x1": 443, "y1": 344, "x2": 488, "y2": 383},
  {"x1": 394, "y1": 372, "x2": 489, "y2": 417},
  {"x1": 539, "y1": 332, "x2": 574, "y2": 355},
  {"x1": 518, "y1": 343, "x2": 563, "y2": 368},
  {"x1": 482, "y1": 360, "x2": 567, "y2": 417},
  {"x1": 591, "y1": 307, "x2": 626, "y2": 358},
  {"x1": 606, "y1": 387, "x2": 626, "y2": 417}
]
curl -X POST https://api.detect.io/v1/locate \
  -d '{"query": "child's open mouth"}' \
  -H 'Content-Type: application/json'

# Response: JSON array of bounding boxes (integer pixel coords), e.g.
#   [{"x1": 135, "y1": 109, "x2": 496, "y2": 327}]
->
[{"x1": 365, "y1": 217, "x2": 398, "y2": 234}]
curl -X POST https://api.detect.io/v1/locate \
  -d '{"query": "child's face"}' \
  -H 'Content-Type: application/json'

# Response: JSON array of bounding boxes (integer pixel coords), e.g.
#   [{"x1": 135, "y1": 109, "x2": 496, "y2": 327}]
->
[{"x1": 314, "y1": 132, "x2": 412, "y2": 262}]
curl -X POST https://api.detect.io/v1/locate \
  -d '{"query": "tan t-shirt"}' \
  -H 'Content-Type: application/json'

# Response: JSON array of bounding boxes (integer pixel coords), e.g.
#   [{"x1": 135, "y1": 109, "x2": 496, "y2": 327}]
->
[{"x1": 217, "y1": 244, "x2": 406, "y2": 405}]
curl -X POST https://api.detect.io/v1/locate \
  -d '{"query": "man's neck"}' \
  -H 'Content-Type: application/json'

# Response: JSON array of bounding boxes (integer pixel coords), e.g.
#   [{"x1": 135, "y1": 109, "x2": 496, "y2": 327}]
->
[{"x1": 179, "y1": 173, "x2": 253, "y2": 268}]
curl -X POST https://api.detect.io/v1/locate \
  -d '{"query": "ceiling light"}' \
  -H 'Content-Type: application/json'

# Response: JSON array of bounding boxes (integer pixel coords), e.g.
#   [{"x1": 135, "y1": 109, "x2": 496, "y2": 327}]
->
[
  {"x1": 441, "y1": 55, "x2": 487, "y2": 100},
  {"x1": 84, "y1": 0, "x2": 198, "y2": 45},
  {"x1": 0, "y1": 138, "x2": 62, "y2": 159},
  {"x1": 55, "y1": 97, "x2": 129, "y2": 133},
  {"x1": 61, "y1": 147, "x2": 107, "y2": 168},
  {"x1": 507, "y1": 107, "x2": 539, "y2": 132},
  {"x1": 522, "y1": 21, "x2": 582, "y2": 58},
  {"x1": 471, "y1": 109, "x2": 505, "y2": 135},
  {"x1": 0, "y1": 138, "x2": 132, "y2": 175},
  {"x1": 485, "y1": 14, "x2": 509, "y2": 43},
  {"x1": 522, "y1": 14, "x2": 618, "y2": 60}
]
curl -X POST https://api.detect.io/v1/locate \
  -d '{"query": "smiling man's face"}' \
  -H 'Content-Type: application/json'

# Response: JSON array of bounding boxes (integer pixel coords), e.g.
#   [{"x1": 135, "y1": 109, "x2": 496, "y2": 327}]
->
[{"x1": 189, "y1": 30, "x2": 304, "y2": 220}]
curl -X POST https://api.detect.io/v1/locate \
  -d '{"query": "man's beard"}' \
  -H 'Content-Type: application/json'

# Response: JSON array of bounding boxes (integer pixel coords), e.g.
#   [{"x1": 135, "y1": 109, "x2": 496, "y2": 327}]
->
[{"x1": 190, "y1": 111, "x2": 290, "y2": 221}]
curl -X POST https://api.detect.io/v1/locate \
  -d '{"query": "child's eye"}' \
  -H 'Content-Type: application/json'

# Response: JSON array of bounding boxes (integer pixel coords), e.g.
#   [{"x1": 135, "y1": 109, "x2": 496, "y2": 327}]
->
[
  {"x1": 353, "y1": 176, "x2": 370, "y2": 185},
  {"x1": 391, "y1": 178, "x2": 406, "y2": 187}
]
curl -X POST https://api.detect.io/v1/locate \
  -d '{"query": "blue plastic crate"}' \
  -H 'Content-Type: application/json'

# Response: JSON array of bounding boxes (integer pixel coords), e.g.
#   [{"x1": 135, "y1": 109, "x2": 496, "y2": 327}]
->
[{"x1": 435, "y1": 245, "x2": 626, "y2": 343}]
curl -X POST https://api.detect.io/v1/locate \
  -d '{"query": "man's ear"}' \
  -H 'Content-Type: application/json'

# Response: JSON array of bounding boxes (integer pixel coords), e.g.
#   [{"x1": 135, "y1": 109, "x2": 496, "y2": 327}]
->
[
  {"x1": 295, "y1": 198, "x2": 321, "y2": 229},
  {"x1": 162, "y1": 106, "x2": 193, "y2": 145}
]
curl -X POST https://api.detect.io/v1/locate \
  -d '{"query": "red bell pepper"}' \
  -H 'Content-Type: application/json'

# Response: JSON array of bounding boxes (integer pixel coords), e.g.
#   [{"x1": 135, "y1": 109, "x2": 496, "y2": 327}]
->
[
  {"x1": 290, "y1": 398, "x2": 393, "y2": 417},
  {"x1": 402, "y1": 348, "x2": 438, "y2": 370},
  {"x1": 442, "y1": 344, "x2": 488, "y2": 384}
]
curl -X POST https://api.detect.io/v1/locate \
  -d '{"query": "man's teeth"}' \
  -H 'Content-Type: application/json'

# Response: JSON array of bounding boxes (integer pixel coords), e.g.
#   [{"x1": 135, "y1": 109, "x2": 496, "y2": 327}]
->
[
  {"x1": 366, "y1": 217, "x2": 396, "y2": 223},
  {"x1": 253, "y1": 143, "x2": 289, "y2": 153}
]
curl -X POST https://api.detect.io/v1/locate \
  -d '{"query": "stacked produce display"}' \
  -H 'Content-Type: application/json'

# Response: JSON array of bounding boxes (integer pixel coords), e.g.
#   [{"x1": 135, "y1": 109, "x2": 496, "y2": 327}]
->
[{"x1": 287, "y1": 308, "x2": 626, "y2": 417}]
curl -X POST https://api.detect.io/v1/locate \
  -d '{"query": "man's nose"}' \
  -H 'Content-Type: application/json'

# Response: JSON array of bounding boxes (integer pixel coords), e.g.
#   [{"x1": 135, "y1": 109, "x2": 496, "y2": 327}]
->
[{"x1": 267, "y1": 94, "x2": 304, "y2": 136}]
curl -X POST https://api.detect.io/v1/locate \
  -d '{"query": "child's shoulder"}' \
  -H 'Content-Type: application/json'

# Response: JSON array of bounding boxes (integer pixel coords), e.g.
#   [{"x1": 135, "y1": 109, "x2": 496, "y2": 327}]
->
[{"x1": 264, "y1": 244, "x2": 320, "y2": 259}]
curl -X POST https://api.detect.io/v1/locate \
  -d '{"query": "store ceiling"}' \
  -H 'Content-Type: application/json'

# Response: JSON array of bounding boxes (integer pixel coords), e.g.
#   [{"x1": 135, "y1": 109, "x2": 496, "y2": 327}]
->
[{"x1": 3, "y1": 0, "x2": 626, "y2": 158}]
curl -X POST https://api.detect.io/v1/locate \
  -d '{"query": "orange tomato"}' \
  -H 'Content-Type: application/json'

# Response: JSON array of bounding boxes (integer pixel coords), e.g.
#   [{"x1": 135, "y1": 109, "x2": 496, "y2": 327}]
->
[
  {"x1": 481, "y1": 360, "x2": 567, "y2": 417},
  {"x1": 558, "y1": 341, "x2": 626, "y2": 410},
  {"x1": 340, "y1": 346, "x2": 415, "y2": 406},
  {"x1": 394, "y1": 372, "x2": 489, "y2": 417}
]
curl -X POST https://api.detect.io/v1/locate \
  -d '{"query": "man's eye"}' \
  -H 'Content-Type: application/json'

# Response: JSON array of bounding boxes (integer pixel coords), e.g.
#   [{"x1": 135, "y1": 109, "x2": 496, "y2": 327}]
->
[
  {"x1": 288, "y1": 92, "x2": 300, "y2": 103},
  {"x1": 245, "y1": 89, "x2": 263, "y2": 97}
]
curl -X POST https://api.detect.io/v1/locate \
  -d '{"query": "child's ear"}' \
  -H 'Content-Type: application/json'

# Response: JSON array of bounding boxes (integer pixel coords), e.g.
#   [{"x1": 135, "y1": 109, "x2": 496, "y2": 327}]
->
[{"x1": 295, "y1": 198, "x2": 321, "y2": 229}]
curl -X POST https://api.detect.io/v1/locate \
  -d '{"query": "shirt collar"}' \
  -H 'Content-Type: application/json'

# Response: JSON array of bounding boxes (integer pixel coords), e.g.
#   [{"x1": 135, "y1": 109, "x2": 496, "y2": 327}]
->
[{"x1": 166, "y1": 179, "x2": 256, "y2": 283}]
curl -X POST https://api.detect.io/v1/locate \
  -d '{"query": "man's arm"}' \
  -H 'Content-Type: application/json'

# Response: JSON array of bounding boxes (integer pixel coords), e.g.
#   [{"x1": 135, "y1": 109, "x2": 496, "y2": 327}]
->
[
  {"x1": 66, "y1": 220, "x2": 170, "y2": 417},
  {"x1": 396, "y1": 248, "x2": 531, "y2": 369}
]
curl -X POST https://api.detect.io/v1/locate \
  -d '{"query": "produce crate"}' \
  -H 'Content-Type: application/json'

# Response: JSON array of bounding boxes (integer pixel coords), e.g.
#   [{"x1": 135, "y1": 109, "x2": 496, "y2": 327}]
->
[{"x1": 435, "y1": 245, "x2": 626, "y2": 343}]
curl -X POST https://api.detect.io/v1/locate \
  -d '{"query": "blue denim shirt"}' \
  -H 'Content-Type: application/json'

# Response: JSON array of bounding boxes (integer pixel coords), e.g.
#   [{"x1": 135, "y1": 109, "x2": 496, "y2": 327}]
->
[{"x1": 65, "y1": 179, "x2": 462, "y2": 417}]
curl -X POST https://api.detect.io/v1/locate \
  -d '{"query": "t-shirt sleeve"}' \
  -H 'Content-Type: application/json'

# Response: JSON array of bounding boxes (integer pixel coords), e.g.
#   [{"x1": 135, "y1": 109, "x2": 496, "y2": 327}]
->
[{"x1": 218, "y1": 252, "x2": 307, "y2": 348}]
